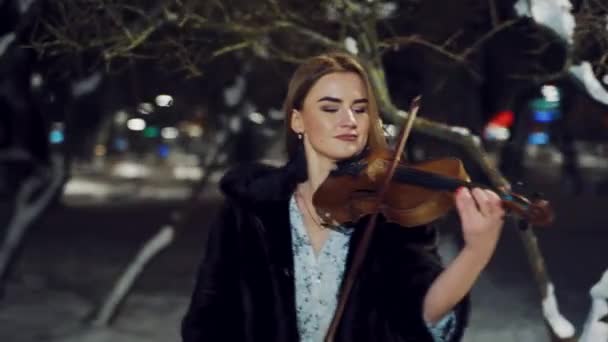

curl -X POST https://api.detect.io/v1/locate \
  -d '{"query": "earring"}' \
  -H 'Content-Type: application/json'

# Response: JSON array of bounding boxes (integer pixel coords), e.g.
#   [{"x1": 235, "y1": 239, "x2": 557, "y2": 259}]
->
[{"x1": 297, "y1": 132, "x2": 303, "y2": 140}]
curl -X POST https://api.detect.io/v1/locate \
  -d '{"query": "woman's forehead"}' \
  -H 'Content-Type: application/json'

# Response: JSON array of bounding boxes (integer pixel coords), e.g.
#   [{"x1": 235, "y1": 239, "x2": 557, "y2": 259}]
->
[{"x1": 306, "y1": 72, "x2": 367, "y2": 102}]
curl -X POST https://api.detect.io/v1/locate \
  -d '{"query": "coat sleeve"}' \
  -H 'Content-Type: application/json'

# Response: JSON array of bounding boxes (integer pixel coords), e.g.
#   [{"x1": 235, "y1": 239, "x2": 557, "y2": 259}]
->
[
  {"x1": 181, "y1": 201, "x2": 242, "y2": 342},
  {"x1": 390, "y1": 224, "x2": 470, "y2": 342}
]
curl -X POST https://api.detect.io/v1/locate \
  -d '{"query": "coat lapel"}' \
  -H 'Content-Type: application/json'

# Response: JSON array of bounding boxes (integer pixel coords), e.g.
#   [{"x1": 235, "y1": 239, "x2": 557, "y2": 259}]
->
[{"x1": 255, "y1": 195, "x2": 299, "y2": 340}]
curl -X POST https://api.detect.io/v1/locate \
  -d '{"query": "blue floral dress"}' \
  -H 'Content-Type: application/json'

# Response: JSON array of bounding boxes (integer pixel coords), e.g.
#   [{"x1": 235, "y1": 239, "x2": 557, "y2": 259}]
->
[{"x1": 289, "y1": 195, "x2": 456, "y2": 342}]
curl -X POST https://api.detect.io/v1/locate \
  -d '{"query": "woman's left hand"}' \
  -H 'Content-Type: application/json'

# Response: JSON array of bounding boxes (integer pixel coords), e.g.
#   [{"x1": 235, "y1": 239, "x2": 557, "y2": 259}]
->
[{"x1": 454, "y1": 187, "x2": 505, "y2": 258}]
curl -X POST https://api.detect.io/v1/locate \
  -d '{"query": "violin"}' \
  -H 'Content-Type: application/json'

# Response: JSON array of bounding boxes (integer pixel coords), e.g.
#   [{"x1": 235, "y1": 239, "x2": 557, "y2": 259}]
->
[{"x1": 313, "y1": 147, "x2": 554, "y2": 228}]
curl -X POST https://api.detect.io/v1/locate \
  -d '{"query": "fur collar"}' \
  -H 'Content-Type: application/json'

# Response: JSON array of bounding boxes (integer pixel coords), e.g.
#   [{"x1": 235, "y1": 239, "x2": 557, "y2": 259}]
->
[{"x1": 219, "y1": 161, "x2": 299, "y2": 208}]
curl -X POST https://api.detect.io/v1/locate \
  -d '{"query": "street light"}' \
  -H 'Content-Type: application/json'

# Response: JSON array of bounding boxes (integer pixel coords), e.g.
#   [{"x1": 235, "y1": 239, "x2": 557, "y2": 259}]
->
[{"x1": 127, "y1": 118, "x2": 146, "y2": 131}]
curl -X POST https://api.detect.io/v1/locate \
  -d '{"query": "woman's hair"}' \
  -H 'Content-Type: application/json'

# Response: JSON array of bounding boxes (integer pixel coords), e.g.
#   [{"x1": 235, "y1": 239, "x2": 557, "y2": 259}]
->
[{"x1": 282, "y1": 52, "x2": 387, "y2": 160}]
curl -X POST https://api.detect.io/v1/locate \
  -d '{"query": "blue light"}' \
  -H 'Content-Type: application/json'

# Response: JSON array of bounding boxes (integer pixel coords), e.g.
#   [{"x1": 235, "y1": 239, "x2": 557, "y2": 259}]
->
[
  {"x1": 114, "y1": 138, "x2": 128, "y2": 151},
  {"x1": 49, "y1": 130, "x2": 64, "y2": 144},
  {"x1": 528, "y1": 132, "x2": 550, "y2": 145},
  {"x1": 533, "y1": 110, "x2": 560, "y2": 123},
  {"x1": 158, "y1": 144, "x2": 170, "y2": 158}
]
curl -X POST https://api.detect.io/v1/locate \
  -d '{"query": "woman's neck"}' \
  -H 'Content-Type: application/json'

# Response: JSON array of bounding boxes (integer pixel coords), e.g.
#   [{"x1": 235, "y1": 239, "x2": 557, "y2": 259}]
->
[{"x1": 300, "y1": 146, "x2": 335, "y2": 198}]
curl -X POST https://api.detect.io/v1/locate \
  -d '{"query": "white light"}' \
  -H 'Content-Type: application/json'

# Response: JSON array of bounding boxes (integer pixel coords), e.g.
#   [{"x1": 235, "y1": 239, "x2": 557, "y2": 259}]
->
[
  {"x1": 161, "y1": 127, "x2": 179, "y2": 139},
  {"x1": 155, "y1": 94, "x2": 173, "y2": 107},
  {"x1": 127, "y1": 118, "x2": 146, "y2": 131},
  {"x1": 31, "y1": 73, "x2": 43, "y2": 89},
  {"x1": 541, "y1": 85, "x2": 560, "y2": 102},
  {"x1": 138, "y1": 102, "x2": 154, "y2": 114},
  {"x1": 112, "y1": 161, "x2": 150, "y2": 179},
  {"x1": 344, "y1": 37, "x2": 359, "y2": 55},
  {"x1": 115, "y1": 110, "x2": 129, "y2": 125},
  {"x1": 173, "y1": 166, "x2": 203, "y2": 181},
  {"x1": 384, "y1": 124, "x2": 398, "y2": 137},
  {"x1": 484, "y1": 124, "x2": 511, "y2": 141},
  {"x1": 187, "y1": 125, "x2": 203, "y2": 137},
  {"x1": 248, "y1": 112, "x2": 265, "y2": 124}
]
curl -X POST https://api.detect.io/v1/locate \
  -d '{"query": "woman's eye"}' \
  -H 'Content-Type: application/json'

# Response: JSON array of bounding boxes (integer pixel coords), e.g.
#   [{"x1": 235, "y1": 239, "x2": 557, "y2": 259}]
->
[
  {"x1": 322, "y1": 107, "x2": 339, "y2": 113},
  {"x1": 353, "y1": 107, "x2": 367, "y2": 114}
]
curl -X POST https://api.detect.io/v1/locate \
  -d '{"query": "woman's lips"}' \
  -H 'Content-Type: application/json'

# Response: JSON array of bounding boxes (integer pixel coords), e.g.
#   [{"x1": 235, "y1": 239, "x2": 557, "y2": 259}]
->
[{"x1": 334, "y1": 134, "x2": 358, "y2": 141}]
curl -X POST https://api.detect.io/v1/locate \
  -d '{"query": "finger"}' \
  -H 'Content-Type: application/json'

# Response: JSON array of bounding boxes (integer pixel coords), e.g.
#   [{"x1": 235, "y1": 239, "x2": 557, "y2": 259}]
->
[
  {"x1": 484, "y1": 189, "x2": 505, "y2": 218},
  {"x1": 455, "y1": 187, "x2": 477, "y2": 225},
  {"x1": 471, "y1": 188, "x2": 491, "y2": 216}
]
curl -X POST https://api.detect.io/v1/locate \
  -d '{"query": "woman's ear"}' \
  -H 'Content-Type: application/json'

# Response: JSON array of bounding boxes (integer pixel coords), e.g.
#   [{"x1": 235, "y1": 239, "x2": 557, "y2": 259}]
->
[{"x1": 290, "y1": 109, "x2": 304, "y2": 134}]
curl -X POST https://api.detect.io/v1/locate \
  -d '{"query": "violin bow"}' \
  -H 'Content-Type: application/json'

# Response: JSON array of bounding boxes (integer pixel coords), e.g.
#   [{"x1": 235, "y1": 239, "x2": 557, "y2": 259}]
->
[{"x1": 324, "y1": 96, "x2": 422, "y2": 341}]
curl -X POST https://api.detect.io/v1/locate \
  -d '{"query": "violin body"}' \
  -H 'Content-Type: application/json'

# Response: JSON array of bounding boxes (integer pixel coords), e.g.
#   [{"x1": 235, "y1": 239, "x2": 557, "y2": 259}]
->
[
  {"x1": 315, "y1": 154, "x2": 469, "y2": 227},
  {"x1": 313, "y1": 147, "x2": 553, "y2": 228}
]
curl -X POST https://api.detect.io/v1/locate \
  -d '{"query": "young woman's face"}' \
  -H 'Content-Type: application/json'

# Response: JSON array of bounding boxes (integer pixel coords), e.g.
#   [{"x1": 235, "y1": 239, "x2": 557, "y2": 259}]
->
[{"x1": 291, "y1": 72, "x2": 370, "y2": 163}]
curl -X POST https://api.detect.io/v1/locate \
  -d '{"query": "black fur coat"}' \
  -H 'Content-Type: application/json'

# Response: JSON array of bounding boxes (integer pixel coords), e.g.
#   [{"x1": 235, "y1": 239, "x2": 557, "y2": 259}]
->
[{"x1": 181, "y1": 161, "x2": 470, "y2": 342}]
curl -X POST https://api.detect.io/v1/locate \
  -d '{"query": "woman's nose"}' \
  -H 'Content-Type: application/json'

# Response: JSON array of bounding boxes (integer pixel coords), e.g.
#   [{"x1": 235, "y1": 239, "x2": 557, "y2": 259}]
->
[{"x1": 338, "y1": 108, "x2": 357, "y2": 127}]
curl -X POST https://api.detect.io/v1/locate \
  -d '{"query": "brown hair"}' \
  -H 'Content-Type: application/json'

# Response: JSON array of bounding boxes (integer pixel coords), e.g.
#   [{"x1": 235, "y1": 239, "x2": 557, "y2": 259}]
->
[{"x1": 283, "y1": 52, "x2": 387, "y2": 159}]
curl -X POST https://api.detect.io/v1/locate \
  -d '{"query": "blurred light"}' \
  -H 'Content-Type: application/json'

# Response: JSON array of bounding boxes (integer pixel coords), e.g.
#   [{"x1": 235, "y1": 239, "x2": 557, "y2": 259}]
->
[
  {"x1": 143, "y1": 126, "x2": 159, "y2": 138},
  {"x1": 384, "y1": 124, "x2": 398, "y2": 137},
  {"x1": 114, "y1": 138, "x2": 128, "y2": 151},
  {"x1": 158, "y1": 144, "x2": 170, "y2": 159},
  {"x1": 533, "y1": 110, "x2": 560, "y2": 123},
  {"x1": 344, "y1": 37, "x2": 359, "y2": 55},
  {"x1": 541, "y1": 85, "x2": 560, "y2": 102},
  {"x1": 115, "y1": 110, "x2": 129, "y2": 125},
  {"x1": 269, "y1": 109, "x2": 284, "y2": 120},
  {"x1": 183, "y1": 154, "x2": 200, "y2": 166},
  {"x1": 49, "y1": 130, "x2": 64, "y2": 144},
  {"x1": 229, "y1": 116, "x2": 242, "y2": 133},
  {"x1": 173, "y1": 166, "x2": 203, "y2": 181},
  {"x1": 94, "y1": 144, "x2": 107, "y2": 156},
  {"x1": 161, "y1": 127, "x2": 179, "y2": 139},
  {"x1": 138, "y1": 102, "x2": 154, "y2": 114},
  {"x1": 530, "y1": 98, "x2": 559, "y2": 110},
  {"x1": 528, "y1": 132, "x2": 550, "y2": 145},
  {"x1": 49, "y1": 122, "x2": 64, "y2": 144},
  {"x1": 187, "y1": 124, "x2": 203, "y2": 137},
  {"x1": 155, "y1": 94, "x2": 173, "y2": 107},
  {"x1": 603, "y1": 74, "x2": 608, "y2": 86},
  {"x1": 127, "y1": 118, "x2": 146, "y2": 131},
  {"x1": 112, "y1": 161, "x2": 150, "y2": 179},
  {"x1": 261, "y1": 127, "x2": 275, "y2": 137},
  {"x1": 31, "y1": 73, "x2": 43, "y2": 89},
  {"x1": 483, "y1": 123, "x2": 510, "y2": 141},
  {"x1": 248, "y1": 112, "x2": 265, "y2": 124},
  {"x1": 489, "y1": 110, "x2": 514, "y2": 127}
]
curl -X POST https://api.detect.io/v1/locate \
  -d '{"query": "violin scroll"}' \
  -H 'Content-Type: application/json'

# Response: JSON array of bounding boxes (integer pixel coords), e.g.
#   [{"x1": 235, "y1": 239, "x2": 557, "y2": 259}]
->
[{"x1": 502, "y1": 193, "x2": 554, "y2": 227}]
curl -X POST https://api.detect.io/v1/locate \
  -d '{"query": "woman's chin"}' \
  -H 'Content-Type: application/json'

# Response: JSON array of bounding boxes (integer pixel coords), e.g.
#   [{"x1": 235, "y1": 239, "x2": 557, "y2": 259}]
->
[{"x1": 328, "y1": 147, "x2": 363, "y2": 161}]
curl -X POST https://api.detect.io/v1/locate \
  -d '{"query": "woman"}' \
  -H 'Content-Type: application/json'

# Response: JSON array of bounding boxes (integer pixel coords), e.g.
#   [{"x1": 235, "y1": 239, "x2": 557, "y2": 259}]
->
[{"x1": 181, "y1": 52, "x2": 504, "y2": 342}]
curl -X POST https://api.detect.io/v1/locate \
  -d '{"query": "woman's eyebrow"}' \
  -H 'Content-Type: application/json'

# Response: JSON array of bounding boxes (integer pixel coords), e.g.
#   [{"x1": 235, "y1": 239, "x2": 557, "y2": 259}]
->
[
  {"x1": 317, "y1": 97, "x2": 368, "y2": 104},
  {"x1": 317, "y1": 96, "x2": 342, "y2": 103}
]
